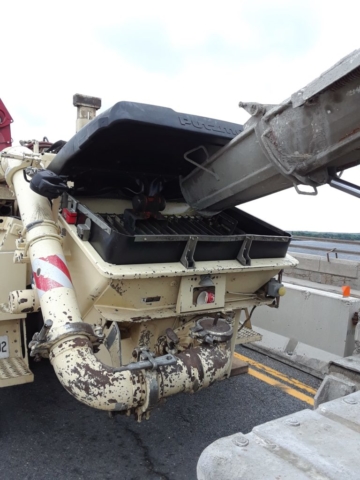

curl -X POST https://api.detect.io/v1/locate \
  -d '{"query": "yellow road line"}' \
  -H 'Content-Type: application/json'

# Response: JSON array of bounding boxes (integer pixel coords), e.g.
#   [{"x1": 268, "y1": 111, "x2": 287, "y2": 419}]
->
[
  {"x1": 234, "y1": 352, "x2": 317, "y2": 395},
  {"x1": 248, "y1": 367, "x2": 314, "y2": 406}
]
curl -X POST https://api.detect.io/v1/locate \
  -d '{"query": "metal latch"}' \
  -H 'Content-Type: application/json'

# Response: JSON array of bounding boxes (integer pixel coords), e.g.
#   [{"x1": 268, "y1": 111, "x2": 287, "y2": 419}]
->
[
  {"x1": 115, "y1": 347, "x2": 176, "y2": 372},
  {"x1": 29, "y1": 321, "x2": 104, "y2": 358},
  {"x1": 28, "y1": 319, "x2": 53, "y2": 358}
]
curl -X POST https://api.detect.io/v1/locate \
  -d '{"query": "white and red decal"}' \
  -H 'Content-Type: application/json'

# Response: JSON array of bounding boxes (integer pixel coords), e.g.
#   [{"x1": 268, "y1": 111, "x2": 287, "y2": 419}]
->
[{"x1": 32, "y1": 254, "x2": 73, "y2": 298}]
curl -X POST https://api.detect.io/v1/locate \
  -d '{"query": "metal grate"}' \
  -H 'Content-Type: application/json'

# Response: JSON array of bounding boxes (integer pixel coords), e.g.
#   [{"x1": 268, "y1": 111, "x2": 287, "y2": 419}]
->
[
  {"x1": 100, "y1": 212, "x2": 245, "y2": 238},
  {"x1": 236, "y1": 327, "x2": 262, "y2": 345}
]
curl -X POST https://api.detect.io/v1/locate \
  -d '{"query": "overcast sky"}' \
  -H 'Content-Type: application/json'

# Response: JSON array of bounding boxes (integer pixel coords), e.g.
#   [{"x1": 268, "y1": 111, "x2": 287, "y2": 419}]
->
[{"x1": 2, "y1": 0, "x2": 360, "y2": 232}]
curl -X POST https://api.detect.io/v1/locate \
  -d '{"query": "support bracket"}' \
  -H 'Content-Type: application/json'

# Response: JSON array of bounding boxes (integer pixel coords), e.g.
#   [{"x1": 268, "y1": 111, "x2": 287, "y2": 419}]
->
[
  {"x1": 237, "y1": 237, "x2": 253, "y2": 266},
  {"x1": 180, "y1": 236, "x2": 198, "y2": 269}
]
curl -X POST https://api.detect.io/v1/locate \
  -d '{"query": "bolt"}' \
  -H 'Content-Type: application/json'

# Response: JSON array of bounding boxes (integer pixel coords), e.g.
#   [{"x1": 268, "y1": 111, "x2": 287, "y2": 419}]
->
[
  {"x1": 233, "y1": 435, "x2": 249, "y2": 447},
  {"x1": 343, "y1": 396, "x2": 357, "y2": 405},
  {"x1": 263, "y1": 440, "x2": 277, "y2": 450},
  {"x1": 285, "y1": 418, "x2": 300, "y2": 426}
]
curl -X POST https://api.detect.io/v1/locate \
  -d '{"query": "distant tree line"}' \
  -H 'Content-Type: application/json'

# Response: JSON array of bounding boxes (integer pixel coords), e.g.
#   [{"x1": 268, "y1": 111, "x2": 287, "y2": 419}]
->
[{"x1": 290, "y1": 231, "x2": 360, "y2": 240}]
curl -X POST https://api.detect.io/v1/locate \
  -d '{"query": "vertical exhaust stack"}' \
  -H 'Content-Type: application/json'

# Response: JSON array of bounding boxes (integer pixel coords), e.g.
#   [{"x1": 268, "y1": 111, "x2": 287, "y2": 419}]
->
[
  {"x1": 180, "y1": 50, "x2": 360, "y2": 214},
  {"x1": 73, "y1": 94, "x2": 101, "y2": 132}
]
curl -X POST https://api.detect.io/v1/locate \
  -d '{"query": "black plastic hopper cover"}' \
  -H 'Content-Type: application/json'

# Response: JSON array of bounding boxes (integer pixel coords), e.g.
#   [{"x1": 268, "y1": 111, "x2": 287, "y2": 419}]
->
[{"x1": 48, "y1": 101, "x2": 243, "y2": 200}]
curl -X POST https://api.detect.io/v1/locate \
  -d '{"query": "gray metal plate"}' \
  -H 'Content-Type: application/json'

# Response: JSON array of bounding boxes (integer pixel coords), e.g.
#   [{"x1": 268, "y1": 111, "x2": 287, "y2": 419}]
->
[{"x1": 198, "y1": 391, "x2": 360, "y2": 479}]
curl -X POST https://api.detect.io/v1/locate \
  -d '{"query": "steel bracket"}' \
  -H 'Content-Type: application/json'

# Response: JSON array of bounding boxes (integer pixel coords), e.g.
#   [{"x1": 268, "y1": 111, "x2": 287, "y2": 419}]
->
[
  {"x1": 180, "y1": 236, "x2": 198, "y2": 269},
  {"x1": 237, "y1": 237, "x2": 253, "y2": 266},
  {"x1": 77, "y1": 217, "x2": 91, "y2": 241},
  {"x1": 294, "y1": 183, "x2": 318, "y2": 196},
  {"x1": 183, "y1": 145, "x2": 220, "y2": 180}
]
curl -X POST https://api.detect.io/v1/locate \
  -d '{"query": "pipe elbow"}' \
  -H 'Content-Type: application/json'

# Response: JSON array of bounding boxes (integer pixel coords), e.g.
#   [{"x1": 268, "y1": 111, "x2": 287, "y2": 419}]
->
[
  {"x1": 50, "y1": 336, "x2": 145, "y2": 411},
  {"x1": 0, "y1": 146, "x2": 32, "y2": 184}
]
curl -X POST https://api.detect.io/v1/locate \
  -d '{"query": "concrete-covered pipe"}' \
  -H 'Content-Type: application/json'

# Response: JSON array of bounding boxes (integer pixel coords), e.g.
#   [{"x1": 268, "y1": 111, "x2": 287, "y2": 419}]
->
[
  {"x1": 160, "y1": 342, "x2": 231, "y2": 398},
  {"x1": 0, "y1": 289, "x2": 40, "y2": 314},
  {"x1": 181, "y1": 49, "x2": 360, "y2": 214},
  {"x1": 1, "y1": 151, "x2": 232, "y2": 412},
  {"x1": 49, "y1": 337, "x2": 146, "y2": 411},
  {"x1": 50, "y1": 336, "x2": 231, "y2": 411}
]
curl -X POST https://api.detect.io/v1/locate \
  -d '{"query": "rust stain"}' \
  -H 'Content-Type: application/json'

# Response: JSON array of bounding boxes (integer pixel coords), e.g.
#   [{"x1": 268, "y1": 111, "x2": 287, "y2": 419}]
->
[
  {"x1": 139, "y1": 328, "x2": 153, "y2": 347},
  {"x1": 110, "y1": 280, "x2": 127, "y2": 296},
  {"x1": 66, "y1": 337, "x2": 92, "y2": 349},
  {"x1": 340, "y1": 127, "x2": 360, "y2": 142},
  {"x1": 177, "y1": 346, "x2": 205, "y2": 384}
]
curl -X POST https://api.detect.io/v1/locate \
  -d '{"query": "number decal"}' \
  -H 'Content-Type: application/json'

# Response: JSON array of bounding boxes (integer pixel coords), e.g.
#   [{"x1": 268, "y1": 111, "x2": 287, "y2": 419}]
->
[{"x1": 0, "y1": 336, "x2": 9, "y2": 358}]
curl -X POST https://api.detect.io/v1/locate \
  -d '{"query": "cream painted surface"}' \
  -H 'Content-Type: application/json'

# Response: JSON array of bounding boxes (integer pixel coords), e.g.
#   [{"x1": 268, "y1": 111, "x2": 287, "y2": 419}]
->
[
  {"x1": 0, "y1": 217, "x2": 22, "y2": 251},
  {"x1": 0, "y1": 252, "x2": 26, "y2": 321}
]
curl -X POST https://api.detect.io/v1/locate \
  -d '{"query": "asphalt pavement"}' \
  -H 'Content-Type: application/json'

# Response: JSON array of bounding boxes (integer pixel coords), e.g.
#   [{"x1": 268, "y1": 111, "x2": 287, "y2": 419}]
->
[{"x1": 0, "y1": 346, "x2": 321, "y2": 480}]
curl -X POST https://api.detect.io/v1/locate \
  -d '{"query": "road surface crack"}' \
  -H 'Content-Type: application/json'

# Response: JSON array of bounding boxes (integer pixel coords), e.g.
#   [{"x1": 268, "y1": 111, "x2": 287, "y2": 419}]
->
[{"x1": 125, "y1": 425, "x2": 170, "y2": 480}]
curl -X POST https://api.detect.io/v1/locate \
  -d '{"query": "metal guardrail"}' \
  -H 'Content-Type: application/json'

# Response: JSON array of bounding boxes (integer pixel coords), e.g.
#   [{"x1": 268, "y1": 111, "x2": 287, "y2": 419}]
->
[
  {"x1": 291, "y1": 235, "x2": 360, "y2": 246},
  {"x1": 289, "y1": 242, "x2": 360, "y2": 261}
]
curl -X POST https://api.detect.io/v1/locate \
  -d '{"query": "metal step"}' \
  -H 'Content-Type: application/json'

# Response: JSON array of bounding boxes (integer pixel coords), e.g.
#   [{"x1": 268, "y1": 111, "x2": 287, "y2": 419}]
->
[
  {"x1": 0, "y1": 357, "x2": 34, "y2": 387},
  {"x1": 236, "y1": 327, "x2": 262, "y2": 345}
]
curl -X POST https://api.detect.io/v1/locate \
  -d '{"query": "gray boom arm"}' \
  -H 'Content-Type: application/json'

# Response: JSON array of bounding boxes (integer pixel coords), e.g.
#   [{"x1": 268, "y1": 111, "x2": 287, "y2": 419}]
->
[{"x1": 181, "y1": 49, "x2": 360, "y2": 214}]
